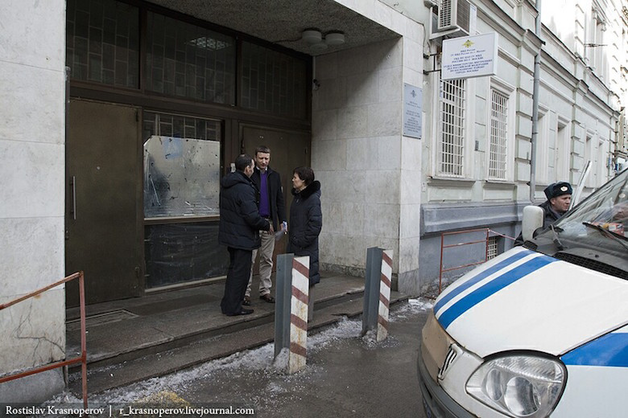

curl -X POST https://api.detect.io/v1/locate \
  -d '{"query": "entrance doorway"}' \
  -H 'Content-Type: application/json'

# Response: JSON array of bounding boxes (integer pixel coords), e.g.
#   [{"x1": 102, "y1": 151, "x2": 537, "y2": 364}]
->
[{"x1": 65, "y1": 100, "x2": 143, "y2": 306}]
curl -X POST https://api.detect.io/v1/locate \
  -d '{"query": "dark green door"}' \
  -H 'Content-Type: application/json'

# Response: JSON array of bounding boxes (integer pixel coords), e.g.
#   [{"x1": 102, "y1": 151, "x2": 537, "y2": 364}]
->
[{"x1": 65, "y1": 99, "x2": 143, "y2": 306}]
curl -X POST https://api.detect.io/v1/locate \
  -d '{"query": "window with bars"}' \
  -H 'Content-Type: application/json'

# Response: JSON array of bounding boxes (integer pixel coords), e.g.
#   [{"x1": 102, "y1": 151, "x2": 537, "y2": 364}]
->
[
  {"x1": 146, "y1": 12, "x2": 236, "y2": 105},
  {"x1": 240, "y1": 42, "x2": 307, "y2": 119},
  {"x1": 489, "y1": 89, "x2": 509, "y2": 179},
  {"x1": 487, "y1": 236, "x2": 499, "y2": 260},
  {"x1": 66, "y1": 0, "x2": 140, "y2": 88},
  {"x1": 439, "y1": 78, "x2": 466, "y2": 176}
]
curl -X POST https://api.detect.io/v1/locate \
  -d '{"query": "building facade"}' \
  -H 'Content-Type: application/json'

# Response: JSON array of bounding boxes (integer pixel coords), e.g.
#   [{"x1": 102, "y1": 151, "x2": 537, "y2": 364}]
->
[{"x1": 1, "y1": 0, "x2": 626, "y2": 402}]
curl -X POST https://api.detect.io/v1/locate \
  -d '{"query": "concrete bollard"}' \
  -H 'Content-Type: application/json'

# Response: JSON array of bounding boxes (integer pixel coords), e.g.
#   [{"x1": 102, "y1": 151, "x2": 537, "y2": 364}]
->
[
  {"x1": 362, "y1": 247, "x2": 394, "y2": 342},
  {"x1": 274, "y1": 253, "x2": 310, "y2": 374}
]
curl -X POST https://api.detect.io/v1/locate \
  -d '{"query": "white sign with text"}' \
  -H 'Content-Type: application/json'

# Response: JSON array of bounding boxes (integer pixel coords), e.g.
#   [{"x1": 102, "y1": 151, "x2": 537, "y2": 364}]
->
[{"x1": 442, "y1": 33, "x2": 498, "y2": 80}]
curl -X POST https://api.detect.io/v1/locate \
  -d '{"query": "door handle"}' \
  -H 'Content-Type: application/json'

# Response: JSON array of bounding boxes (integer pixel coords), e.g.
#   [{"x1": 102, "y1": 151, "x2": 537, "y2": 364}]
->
[{"x1": 70, "y1": 176, "x2": 77, "y2": 220}]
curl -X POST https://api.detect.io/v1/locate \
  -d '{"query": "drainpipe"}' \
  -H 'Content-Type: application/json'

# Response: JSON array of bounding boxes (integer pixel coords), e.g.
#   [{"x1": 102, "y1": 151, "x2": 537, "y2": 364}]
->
[{"x1": 530, "y1": 0, "x2": 542, "y2": 202}]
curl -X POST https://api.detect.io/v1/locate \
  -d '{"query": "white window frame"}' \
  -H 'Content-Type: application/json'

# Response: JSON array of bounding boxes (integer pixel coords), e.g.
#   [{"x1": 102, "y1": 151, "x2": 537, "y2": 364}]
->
[
  {"x1": 434, "y1": 76, "x2": 469, "y2": 178},
  {"x1": 584, "y1": 132, "x2": 594, "y2": 188},
  {"x1": 486, "y1": 78, "x2": 515, "y2": 181},
  {"x1": 554, "y1": 116, "x2": 571, "y2": 182},
  {"x1": 535, "y1": 106, "x2": 550, "y2": 184}
]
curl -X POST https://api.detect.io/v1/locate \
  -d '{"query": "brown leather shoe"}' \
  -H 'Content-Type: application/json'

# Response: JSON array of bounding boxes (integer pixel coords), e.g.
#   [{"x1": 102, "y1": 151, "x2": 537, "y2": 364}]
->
[
  {"x1": 259, "y1": 294, "x2": 275, "y2": 303},
  {"x1": 242, "y1": 296, "x2": 251, "y2": 306}
]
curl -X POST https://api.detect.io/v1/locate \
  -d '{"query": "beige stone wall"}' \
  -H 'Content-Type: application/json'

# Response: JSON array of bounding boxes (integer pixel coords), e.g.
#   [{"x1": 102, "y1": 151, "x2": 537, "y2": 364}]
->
[
  {"x1": 0, "y1": 0, "x2": 67, "y2": 398},
  {"x1": 312, "y1": 12, "x2": 424, "y2": 295}
]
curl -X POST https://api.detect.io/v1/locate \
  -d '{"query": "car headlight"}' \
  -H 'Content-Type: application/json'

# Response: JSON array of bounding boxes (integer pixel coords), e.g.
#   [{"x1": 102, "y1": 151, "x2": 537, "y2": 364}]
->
[{"x1": 466, "y1": 354, "x2": 566, "y2": 418}]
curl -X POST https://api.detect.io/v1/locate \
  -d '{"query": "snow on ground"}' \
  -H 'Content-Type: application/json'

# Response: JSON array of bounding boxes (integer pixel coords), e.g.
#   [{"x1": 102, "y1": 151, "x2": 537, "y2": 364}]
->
[{"x1": 46, "y1": 298, "x2": 434, "y2": 408}]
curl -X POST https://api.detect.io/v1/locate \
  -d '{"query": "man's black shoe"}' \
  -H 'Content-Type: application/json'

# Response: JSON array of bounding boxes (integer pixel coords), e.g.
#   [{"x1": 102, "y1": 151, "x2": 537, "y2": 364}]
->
[{"x1": 226, "y1": 308, "x2": 254, "y2": 316}]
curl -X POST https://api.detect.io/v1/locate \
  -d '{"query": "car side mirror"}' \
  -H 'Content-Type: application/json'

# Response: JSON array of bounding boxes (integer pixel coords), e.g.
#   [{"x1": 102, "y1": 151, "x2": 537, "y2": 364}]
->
[{"x1": 522, "y1": 205, "x2": 544, "y2": 242}]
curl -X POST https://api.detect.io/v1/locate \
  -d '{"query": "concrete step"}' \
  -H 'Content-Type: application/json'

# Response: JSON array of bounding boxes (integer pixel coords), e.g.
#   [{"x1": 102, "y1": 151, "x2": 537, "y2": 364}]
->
[{"x1": 68, "y1": 291, "x2": 407, "y2": 395}]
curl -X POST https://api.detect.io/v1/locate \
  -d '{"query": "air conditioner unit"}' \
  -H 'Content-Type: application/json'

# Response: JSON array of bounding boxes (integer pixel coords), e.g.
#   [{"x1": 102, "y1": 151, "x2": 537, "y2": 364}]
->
[{"x1": 438, "y1": 0, "x2": 472, "y2": 35}]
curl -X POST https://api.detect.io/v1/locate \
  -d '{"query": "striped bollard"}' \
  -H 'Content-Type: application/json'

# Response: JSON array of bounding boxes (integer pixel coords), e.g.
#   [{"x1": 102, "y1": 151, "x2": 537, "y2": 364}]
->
[
  {"x1": 289, "y1": 256, "x2": 310, "y2": 374},
  {"x1": 274, "y1": 254, "x2": 309, "y2": 374},
  {"x1": 377, "y1": 250, "x2": 394, "y2": 342}
]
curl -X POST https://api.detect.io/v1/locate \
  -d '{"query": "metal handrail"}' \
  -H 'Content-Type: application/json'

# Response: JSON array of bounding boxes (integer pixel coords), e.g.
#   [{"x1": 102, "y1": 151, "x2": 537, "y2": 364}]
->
[
  {"x1": 438, "y1": 229, "x2": 516, "y2": 293},
  {"x1": 0, "y1": 271, "x2": 88, "y2": 408}
]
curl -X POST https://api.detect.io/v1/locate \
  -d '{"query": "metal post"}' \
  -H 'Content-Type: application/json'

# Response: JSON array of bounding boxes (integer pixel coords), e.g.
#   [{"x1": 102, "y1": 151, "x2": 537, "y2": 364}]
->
[
  {"x1": 274, "y1": 253, "x2": 294, "y2": 358},
  {"x1": 362, "y1": 247, "x2": 383, "y2": 336}
]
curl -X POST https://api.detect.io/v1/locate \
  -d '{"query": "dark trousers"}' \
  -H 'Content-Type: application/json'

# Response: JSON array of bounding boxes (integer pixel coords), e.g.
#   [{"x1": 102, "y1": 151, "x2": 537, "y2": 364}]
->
[{"x1": 221, "y1": 247, "x2": 253, "y2": 315}]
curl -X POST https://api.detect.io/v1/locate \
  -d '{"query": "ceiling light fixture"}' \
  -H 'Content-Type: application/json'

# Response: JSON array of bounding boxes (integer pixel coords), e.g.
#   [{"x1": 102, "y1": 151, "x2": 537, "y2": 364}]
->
[
  {"x1": 302, "y1": 29, "x2": 322, "y2": 44},
  {"x1": 301, "y1": 29, "x2": 346, "y2": 51},
  {"x1": 325, "y1": 32, "x2": 345, "y2": 46}
]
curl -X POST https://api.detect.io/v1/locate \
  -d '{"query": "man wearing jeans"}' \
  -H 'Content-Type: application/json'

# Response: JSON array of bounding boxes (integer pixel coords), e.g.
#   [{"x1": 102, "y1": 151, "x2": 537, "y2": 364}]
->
[{"x1": 244, "y1": 145, "x2": 287, "y2": 305}]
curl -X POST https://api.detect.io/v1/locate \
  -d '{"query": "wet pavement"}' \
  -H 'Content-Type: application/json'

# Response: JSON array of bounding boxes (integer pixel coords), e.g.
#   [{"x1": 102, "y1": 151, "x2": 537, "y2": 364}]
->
[{"x1": 48, "y1": 298, "x2": 432, "y2": 418}]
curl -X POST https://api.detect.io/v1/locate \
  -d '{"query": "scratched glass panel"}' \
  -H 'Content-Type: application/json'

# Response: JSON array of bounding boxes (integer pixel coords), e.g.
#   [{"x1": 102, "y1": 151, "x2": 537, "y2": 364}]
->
[{"x1": 144, "y1": 135, "x2": 220, "y2": 217}]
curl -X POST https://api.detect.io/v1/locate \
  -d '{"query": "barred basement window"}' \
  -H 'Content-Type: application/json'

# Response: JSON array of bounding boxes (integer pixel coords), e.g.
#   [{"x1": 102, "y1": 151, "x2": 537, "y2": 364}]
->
[
  {"x1": 439, "y1": 78, "x2": 466, "y2": 177},
  {"x1": 487, "y1": 236, "x2": 499, "y2": 260},
  {"x1": 489, "y1": 89, "x2": 508, "y2": 179}
]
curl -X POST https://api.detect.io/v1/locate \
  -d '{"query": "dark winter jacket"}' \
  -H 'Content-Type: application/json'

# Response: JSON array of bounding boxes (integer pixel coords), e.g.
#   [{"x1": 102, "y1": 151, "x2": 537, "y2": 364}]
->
[
  {"x1": 514, "y1": 200, "x2": 566, "y2": 246},
  {"x1": 218, "y1": 171, "x2": 271, "y2": 250},
  {"x1": 251, "y1": 166, "x2": 286, "y2": 230},
  {"x1": 288, "y1": 181, "x2": 322, "y2": 286},
  {"x1": 538, "y1": 200, "x2": 564, "y2": 228}
]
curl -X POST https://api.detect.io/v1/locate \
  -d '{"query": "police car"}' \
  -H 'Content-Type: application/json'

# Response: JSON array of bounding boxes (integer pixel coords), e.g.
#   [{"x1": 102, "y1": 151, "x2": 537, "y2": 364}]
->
[{"x1": 418, "y1": 169, "x2": 628, "y2": 418}]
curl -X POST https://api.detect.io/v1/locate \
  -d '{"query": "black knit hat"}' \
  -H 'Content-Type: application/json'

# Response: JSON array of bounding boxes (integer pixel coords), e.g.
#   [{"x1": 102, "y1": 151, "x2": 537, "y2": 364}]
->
[{"x1": 544, "y1": 182, "x2": 573, "y2": 200}]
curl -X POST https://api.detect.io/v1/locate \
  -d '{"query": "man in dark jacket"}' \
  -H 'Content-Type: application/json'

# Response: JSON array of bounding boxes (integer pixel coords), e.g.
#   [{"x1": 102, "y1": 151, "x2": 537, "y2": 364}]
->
[
  {"x1": 514, "y1": 181, "x2": 572, "y2": 245},
  {"x1": 244, "y1": 145, "x2": 287, "y2": 305},
  {"x1": 219, "y1": 154, "x2": 272, "y2": 316},
  {"x1": 538, "y1": 181, "x2": 572, "y2": 227}
]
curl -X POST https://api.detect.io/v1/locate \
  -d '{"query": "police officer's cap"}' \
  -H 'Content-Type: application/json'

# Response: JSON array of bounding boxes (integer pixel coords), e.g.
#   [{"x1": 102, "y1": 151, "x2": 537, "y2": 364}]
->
[{"x1": 544, "y1": 182, "x2": 573, "y2": 200}]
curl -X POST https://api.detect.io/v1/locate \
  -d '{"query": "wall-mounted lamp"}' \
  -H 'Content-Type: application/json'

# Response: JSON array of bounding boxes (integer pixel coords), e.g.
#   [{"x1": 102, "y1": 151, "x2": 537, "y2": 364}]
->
[{"x1": 301, "y1": 29, "x2": 345, "y2": 51}]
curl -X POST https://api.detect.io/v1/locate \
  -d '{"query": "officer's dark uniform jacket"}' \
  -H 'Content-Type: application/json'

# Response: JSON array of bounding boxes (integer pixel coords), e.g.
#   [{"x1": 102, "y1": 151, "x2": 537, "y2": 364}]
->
[
  {"x1": 251, "y1": 166, "x2": 286, "y2": 231},
  {"x1": 218, "y1": 171, "x2": 270, "y2": 250},
  {"x1": 288, "y1": 180, "x2": 322, "y2": 287},
  {"x1": 514, "y1": 199, "x2": 567, "y2": 246}
]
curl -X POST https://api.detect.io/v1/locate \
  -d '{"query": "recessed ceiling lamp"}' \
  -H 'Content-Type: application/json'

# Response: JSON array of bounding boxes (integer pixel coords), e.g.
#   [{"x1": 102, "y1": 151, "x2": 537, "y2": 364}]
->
[
  {"x1": 302, "y1": 29, "x2": 322, "y2": 44},
  {"x1": 325, "y1": 31, "x2": 345, "y2": 46},
  {"x1": 311, "y1": 42, "x2": 328, "y2": 51}
]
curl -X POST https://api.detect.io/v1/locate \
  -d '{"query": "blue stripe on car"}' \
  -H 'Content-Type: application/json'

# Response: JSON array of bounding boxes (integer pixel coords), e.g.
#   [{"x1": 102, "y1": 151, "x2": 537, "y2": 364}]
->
[
  {"x1": 434, "y1": 250, "x2": 533, "y2": 315},
  {"x1": 562, "y1": 332, "x2": 628, "y2": 368},
  {"x1": 437, "y1": 255, "x2": 557, "y2": 329}
]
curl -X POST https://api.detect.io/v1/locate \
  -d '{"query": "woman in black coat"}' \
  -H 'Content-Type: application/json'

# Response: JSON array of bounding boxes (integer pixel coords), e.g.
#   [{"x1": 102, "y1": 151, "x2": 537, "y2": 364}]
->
[{"x1": 288, "y1": 167, "x2": 322, "y2": 289}]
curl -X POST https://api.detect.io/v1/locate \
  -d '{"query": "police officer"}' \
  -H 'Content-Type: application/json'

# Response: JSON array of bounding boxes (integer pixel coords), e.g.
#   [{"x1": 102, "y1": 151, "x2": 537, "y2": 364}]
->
[
  {"x1": 539, "y1": 181, "x2": 573, "y2": 228},
  {"x1": 515, "y1": 181, "x2": 572, "y2": 245}
]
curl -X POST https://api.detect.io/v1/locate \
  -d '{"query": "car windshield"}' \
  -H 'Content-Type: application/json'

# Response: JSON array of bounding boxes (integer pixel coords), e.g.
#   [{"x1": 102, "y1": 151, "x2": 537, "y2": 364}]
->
[{"x1": 539, "y1": 169, "x2": 628, "y2": 253}]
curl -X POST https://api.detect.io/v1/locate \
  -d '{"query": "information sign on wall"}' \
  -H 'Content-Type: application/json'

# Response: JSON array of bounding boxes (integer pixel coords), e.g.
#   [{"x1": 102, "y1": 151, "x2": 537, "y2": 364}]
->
[
  {"x1": 442, "y1": 33, "x2": 498, "y2": 80},
  {"x1": 403, "y1": 83, "x2": 422, "y2": 139}
]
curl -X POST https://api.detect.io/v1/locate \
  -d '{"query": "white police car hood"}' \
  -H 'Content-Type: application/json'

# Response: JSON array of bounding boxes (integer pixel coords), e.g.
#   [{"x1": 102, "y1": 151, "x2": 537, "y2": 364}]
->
[{"x1": 433, "y1": 247, "x2": 628, "y2": 358}]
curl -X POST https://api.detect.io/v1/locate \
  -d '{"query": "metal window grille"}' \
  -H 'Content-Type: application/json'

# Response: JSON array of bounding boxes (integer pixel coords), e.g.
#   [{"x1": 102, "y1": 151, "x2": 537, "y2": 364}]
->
[
  {"x1": 439, "y1": 78, "x2": 466, "y2": 176},
  {"x1": 487, "y1": 236, "x2": 499, "y2": 260},
  {"x1": 489, "y1": 89, "x2": 508, "y2": 179},
  {"x1": 440, "y1": 0, "x2": 453, "y2": 28}
]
